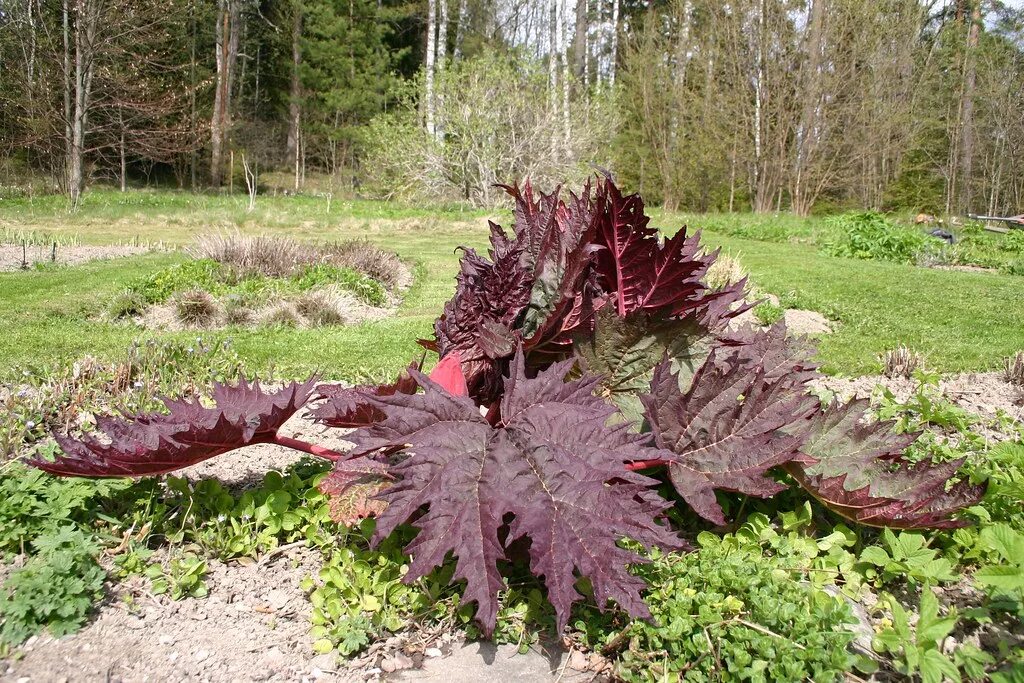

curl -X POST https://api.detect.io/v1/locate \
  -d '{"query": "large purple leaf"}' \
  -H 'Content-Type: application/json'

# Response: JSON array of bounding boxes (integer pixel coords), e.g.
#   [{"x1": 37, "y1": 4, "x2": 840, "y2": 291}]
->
[
  {"x1": 348, "y1": 353, "x2": 680, "y2": 635},
  {"x1": 718, "y1": 321, "x2": 819, "y2": 388},
  {"x1": 592, "y1": 180, "x2": 724, "y2": 318},
  {"x1": 643, "y1": 353, "x2": 819, "y2": 525},
  {"x1": 308, "y1": 362, "x2": 419, "y2": 428},
  {"x1": 29, "y1": 378, "x2": 316, "y2": 477},
  {"x1": 785, "y1": 399, "x2": 986, "y2": 529}
]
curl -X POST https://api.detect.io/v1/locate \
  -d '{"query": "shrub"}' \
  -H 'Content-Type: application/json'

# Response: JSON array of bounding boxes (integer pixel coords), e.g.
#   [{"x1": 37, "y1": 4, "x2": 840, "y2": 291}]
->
[
  {"x1": 173, "y1": 289, "x2": 219, "y2": 327},
  {"x1": 133, "y1": 259, "x2": 225, "y2": 304},
  {"x1": 363, "y1": 54, "x2": 616, "y2": 206},
  {"x1": 824, "y1": 212, "x2": 934, "y2": 264},
  {"x1": 293, "y1": 264, "x2": 387, "y2": 307}
]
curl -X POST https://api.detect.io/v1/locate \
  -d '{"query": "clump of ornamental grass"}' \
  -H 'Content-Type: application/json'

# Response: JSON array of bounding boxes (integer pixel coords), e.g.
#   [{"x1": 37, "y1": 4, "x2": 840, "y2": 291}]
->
[
  {"x1": 881, "y1": 345, "x2": 923, "y2": 379},
  {"x1": 190, "y1": 231, "x2": 307, "y2": 279},
  {"x1": 704, "y1": 252, "x2": 747, "y2": 290},
  {"x1": 173, "y1": 289, "x2": 218, "y2": 327},
  {"x1": 295, "y1": 290, "x2": 349, "y2": 326},
  {"x1": 262, "y1": 302, "x2": 301, "y2": 327},
  {"x1": 321, "y1": 239, "x2": 405, "y2": 290},
  {"x1": 108, "y1": 290, "x2": 147, "y2": 319},
  {"x1": 222, "y1": 295, "x2": 255, "y2": 326},
  {"x1": 30, "y1": 176, "x2": 984, "y2": 641}
]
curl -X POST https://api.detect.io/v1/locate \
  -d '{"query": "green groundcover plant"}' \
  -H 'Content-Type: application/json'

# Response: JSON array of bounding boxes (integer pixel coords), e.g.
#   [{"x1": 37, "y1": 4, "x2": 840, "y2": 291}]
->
[{"x1": 29, "y1": 177, "x2": 984, "y2": 636}]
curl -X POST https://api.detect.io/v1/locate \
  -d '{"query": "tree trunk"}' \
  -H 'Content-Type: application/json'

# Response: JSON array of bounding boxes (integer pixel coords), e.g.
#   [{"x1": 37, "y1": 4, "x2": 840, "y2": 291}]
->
[
  {"x1": 558, "y1": 0, "x2": 570, "y2": 149},
  {"x1": 609, "y1": 0, "x2": 619, "y2": 85},
  {"x1": 62, "y1": 0, "x2": 72, "y2": 195},
  {"x1": 792, "y1": 0, "x2": 826, "y2": 216},
  {"x1": 424, "y1": 0, "x2": 437, "y2": 138},
  {"x1": 68, "y1": 0, "x2": 98, "y2": 210},
  {"x1": 959, "y1": 1, "x2": 980, "y2": 212},
  {"x1": 286, "y1": 2, "x2": 302, "y2": 191},
  {"x1": 210, "y1": 0, "x2": 241, "y2": 188},
  {"x1": 573, "y1": 0, "x2": 587, "y2": 84},
  {"x1": 119, "y1": 128, "x2": 126, "y2": 192},
  {"x1": 436, "y1": 0, "x2": 448, "y2": 139},
  {"x1": 453, "y1": 0, "x2": 468, "y2": 60},
  {"x1": 548, "y1": 0, "x2": 558, "y2": 116}
]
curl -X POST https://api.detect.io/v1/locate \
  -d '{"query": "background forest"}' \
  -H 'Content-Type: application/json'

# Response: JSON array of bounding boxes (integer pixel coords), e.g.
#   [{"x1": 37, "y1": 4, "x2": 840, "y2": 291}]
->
[{"x1": 1, "y1": 0, "x2": 1022, "y2": 215}]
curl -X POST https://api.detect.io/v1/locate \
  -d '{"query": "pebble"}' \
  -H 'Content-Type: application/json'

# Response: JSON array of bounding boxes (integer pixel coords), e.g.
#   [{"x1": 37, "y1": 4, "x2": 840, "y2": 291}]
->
[
  {"x1": 267, "y1": 589, "x2": 290, "y2": 610},
  {"x1": 567, "y1": 650, "x2": 588, "y2": 671},
  {"x1": 195, "y1": 649, "x2": 210, "y2": 663},
  {"x1": 424, "y1": 647, "x2": 442, "y2": 658},
  {"x1": 308, "y1": 652, "x2": 336, "y2": 671},
  {"x1": 159, "y1": 634, "x2": 176, "y2": 646}
]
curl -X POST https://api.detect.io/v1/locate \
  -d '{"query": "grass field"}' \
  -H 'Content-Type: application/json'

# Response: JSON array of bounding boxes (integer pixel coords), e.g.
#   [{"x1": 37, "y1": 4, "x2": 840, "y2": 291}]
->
[{"x1": 1, "y1": 189, "x2": 1021, "y2": 380}]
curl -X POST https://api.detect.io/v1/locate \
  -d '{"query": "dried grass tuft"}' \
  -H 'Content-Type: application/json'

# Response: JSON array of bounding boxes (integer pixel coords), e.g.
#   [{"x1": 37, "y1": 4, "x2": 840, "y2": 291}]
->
[
  {"x1": 1004, "y1": 351, "x2": 1024, "y2": 386},
  {"x1": 173, "y1": 289, "x2": 218, "y2": 327},
  {"x1": 881, "y1": 345, "x2": 922, "y2": 379}
]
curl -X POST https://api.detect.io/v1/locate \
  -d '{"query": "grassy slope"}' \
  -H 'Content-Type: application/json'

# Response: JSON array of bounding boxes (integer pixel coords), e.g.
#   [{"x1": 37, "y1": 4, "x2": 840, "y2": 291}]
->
[{"x1": 1, "y1": 190, "x2": 1020, "y2": 379}]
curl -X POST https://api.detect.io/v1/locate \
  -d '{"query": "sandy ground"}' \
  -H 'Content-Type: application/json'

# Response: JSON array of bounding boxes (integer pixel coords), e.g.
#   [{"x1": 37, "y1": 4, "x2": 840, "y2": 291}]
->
[
  {"x1": 0, "y1": 244, "x2": 150, "y2": 272},
  {"x1": 813, "y1": 371, "x2": 1023, "y2": 427}
]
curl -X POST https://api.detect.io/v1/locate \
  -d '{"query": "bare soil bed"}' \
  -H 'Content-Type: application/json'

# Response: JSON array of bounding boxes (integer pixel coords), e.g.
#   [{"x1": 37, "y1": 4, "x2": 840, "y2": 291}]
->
[
  {"x1": 814, "y1": 371, "x2": 1023, "y2": 425},
  {"x1": 0, "y1": 244, "x2": 150, "y2": 272}
]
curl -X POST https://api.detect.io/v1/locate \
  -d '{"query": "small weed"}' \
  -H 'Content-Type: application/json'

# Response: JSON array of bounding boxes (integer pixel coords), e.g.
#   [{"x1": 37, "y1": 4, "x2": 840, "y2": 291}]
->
[
  {"x1": 872, "y1": 589, "x2": 965, "y2": 683},
  {"x1": 149, "y1": 553, "x2": 208, "y2": 600},
  {"x1": 753, "y1": 301, "x2": 785, "y2": 327},
  {"x1": 974, "y1": 523, "x2": 1024, "y2": 617},
  {"x1": 0, "y1": 526, "x2": 106, "y2": 646},
  {"x1": 858, "y1": 530, "x2": 956, "y2": 587}
]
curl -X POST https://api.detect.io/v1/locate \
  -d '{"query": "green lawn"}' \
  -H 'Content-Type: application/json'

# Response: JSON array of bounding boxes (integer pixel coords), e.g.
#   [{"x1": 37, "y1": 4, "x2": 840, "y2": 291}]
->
[{"x1": 1, "y1": 189, "x2": 1020, "y2": 380}]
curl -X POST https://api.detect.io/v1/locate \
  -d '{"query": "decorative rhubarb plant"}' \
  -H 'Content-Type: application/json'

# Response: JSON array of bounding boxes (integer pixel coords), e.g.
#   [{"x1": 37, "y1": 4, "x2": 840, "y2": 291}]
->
[{"x1": 29, "y1": 177, "x2": 984, "y2": 635}]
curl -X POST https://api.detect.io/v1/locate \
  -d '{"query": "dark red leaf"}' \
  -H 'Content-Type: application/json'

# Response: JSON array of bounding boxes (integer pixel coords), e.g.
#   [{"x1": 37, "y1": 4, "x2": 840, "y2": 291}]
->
[
  {"x1": 785, "y1": 399, "x2": 986, "y2": 529},
  {"x1": 348, "y1": 352, "x2": 680, "y2": 635},
  {"x1": 592, "y1": 180, "x2": 713, "y2": 317},
  {"x1": 29, "y1": 378, "x2": 316, "y2": 477},
  {"x1": 643, "y1": 353, "x2": 818, "y2": 525},
  {"x1": 309, "y1": 362, "x2": 419, "y2": 428}
]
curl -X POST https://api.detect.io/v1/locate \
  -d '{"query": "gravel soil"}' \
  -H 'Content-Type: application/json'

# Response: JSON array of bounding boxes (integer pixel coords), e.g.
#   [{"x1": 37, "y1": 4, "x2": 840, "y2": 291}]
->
[
  {"x1": 814, "y1": 371, "x2": 1023, "y2": 426},
  {"x1": 0, "y1": 245, "x2": 150, "y2": 272}
]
